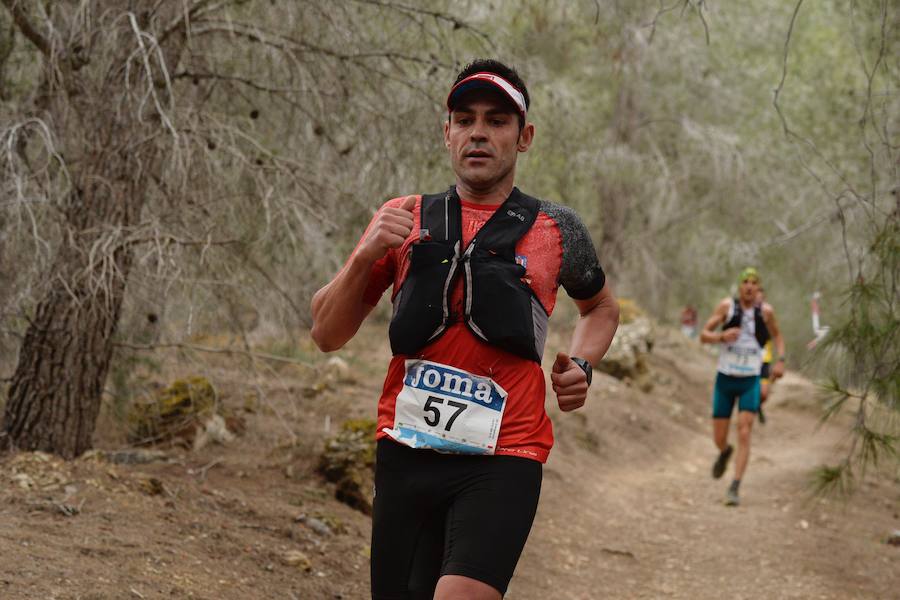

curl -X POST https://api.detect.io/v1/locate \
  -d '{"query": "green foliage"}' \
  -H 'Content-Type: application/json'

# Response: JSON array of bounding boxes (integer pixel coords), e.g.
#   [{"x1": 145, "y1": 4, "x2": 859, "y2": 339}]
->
[
  {"x1": 814, "y1": 217, "x2": 899, "y2": 487},
  {"x1": 809, "y1": 461, "x2": 854, "y2": 498}
]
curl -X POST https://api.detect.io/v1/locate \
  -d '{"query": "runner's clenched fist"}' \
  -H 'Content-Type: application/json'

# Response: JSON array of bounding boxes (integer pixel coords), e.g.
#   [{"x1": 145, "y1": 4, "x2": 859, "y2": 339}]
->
[
  {"x1": 551, "y1": 351, "x2": 589, "y2": 412},
  {"x1": 356, "y1": 195, "x2": 417, "y2": 263}
]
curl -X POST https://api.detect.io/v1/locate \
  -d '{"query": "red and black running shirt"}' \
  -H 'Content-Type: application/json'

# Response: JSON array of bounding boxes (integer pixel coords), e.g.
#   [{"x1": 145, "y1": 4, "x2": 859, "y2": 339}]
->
[{"x1": 356, "y1": 194, "x2": 606, "y2": 463}]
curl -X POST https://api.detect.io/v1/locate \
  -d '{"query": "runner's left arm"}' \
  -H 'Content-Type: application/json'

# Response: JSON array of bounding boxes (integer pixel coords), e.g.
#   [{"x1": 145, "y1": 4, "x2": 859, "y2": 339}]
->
[
  {"x1": 567, "y1": 286, "x2": 619, "y2": 366},
  {"x1": 545, "y1": 202, "x2": 617, "y2": 411},
  {"x1": 764, "y1": 304, "x2": 786, "y2": 379},
  {"x1": 552, "y1": 285, "x2": 619, "y2": 412}
]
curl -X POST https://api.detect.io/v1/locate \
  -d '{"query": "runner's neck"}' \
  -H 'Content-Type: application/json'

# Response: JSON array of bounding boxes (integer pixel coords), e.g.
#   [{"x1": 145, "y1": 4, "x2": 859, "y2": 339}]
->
[
  {"x1": 738, "y1": 297, "x2": 755, "y2": 311},
  {"x1": 455, "y1": 179, "x2": 515, "y2": 206}
]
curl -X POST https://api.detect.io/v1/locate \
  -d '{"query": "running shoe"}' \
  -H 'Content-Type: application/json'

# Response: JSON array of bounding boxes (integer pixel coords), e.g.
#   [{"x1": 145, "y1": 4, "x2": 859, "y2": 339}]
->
[
  {"x1": 712, "y1": 444, "x2": 733, "y2": 479},
  {"x1": 725, "y1": 487, "x2": 740, "y2": 506}
]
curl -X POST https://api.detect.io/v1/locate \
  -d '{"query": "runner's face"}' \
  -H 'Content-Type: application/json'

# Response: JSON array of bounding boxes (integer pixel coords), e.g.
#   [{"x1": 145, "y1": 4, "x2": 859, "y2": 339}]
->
[
  {"x1": 740, "y1": 278, "x2": 760, "y2": 303},
  {"x1": 444, "y1": 92, "x2": 534, "y2": 195}
]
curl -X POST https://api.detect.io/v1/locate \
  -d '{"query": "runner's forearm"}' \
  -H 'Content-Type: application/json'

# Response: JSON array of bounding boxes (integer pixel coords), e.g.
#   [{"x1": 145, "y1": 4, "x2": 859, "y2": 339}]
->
[
  {"x1": 568, "y1": 289, "x2": 619, "y2": 365},
  {"x1": 700, "y1": 328, "x2": 721, "y2": 344},
  {"x1": 775, "y1": 335, "x2": 785, "y2": 361},
  {"x1": 310, "y1": 252, "x2": 378, "y2": 351}
]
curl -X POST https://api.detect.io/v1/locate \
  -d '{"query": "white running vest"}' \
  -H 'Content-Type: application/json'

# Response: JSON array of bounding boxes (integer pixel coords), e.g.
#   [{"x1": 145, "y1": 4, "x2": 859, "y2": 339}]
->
[{"x1": 717, "y1": 305, "x2": 763, "y2": 377}]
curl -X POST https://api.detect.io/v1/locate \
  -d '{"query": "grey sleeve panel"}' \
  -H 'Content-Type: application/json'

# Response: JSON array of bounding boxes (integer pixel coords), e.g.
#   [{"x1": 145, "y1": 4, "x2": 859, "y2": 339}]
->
[{"x1": 539, "y1": 200, "x2": 607, "y2": 300}]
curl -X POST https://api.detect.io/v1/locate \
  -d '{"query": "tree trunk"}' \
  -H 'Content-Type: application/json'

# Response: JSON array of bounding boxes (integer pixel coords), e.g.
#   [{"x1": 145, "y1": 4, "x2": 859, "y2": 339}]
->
[
  {"x1": 2, "y1": 176, "x2": 141, "y2": 458},
  {"x1": 2, "y1": 269, "x2": 127, "y2": 458},
  {"x1": 598, "y1": 179, "x2": 628, "y2": 286},
  {"x1": 599, "y1": 30, "x2": 642, "y2": 291},
  {"x1": 0, "y1": 1, "x2": 184, "y2": 458},
  {"x1": 598, "y1": 73, "x2": 639, "y2": 287}
]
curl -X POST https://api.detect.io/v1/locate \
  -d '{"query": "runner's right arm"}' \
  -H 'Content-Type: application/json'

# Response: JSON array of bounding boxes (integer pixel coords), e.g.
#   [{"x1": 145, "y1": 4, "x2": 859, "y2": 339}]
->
[
  {"x1": 700, "y1": 298, "x2": 739, "y2": 344},
  {"x1": 310, "y1": 195, "x2": 416, "y2": 352}
]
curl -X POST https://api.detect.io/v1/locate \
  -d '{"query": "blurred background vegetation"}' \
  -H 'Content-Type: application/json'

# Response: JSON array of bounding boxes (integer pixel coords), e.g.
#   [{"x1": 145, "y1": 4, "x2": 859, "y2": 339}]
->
[{"x1": 0, "y1": 1, "x2": 896, "y2": 476}]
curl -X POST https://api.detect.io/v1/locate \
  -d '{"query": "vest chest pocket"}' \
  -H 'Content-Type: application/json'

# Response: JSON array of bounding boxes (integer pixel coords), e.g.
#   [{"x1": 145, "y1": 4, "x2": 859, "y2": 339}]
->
[
  {"x1": 389, "y1": 241, "x2": 457, "y2": 356},
  {"x1": 467, "y1": 254, "x2": 547, "y2": 363}
]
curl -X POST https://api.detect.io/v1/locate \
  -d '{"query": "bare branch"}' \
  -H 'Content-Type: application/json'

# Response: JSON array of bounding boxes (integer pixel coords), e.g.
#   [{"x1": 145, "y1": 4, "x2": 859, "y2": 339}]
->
[
  {"x1": 697, "y1": 1, "x2": 710, "y2": 45},
  {"x1": 348, "y1": 0, "x2": 494, "y2": 48},
  {"x1": 773, "y1": 0, "x2": 804, "y2": 135},
  {"x1": 123, "y1": 232, "x2": 244, "y2": 248},
  {"x1": 773, "y1": 0, "x2": 867, "y2": 232},
  {"x1": 242, "y1": 254, "x2": 311, "y2": 328},
  {"x1": 1, "y1": 0, "x2": 50, "y2": 56},
  {"x1": 114, "y1": 340, "x2": 315, "y2": 368},
  {"x1": 193, "y1": 19, "x2": 450, "y2": 68},
  {"x1": 646, "y1": 0, "x2": 708, "y2": 45}
]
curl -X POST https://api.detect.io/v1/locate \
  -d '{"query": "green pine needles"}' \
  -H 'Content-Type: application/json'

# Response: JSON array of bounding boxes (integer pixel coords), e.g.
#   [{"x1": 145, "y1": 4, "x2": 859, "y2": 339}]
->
[{"x1": 812, "y1": 215, "x2": 899, "y2": 496}]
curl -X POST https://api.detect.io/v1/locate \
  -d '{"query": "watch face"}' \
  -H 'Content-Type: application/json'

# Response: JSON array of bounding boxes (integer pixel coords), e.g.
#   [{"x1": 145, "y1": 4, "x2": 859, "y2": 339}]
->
[{"x1": 572, "y1": 357, "x2": 591, "y2": 385}]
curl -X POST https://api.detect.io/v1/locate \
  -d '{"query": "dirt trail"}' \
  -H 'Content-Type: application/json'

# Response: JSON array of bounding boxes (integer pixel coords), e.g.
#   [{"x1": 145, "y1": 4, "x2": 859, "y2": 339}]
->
[
  {"x1": 1, "y1": 324, "x2": 897, "y2": 599},
  {"x1": 510, "y1": 334, "x2": 899, "y2": 600}
]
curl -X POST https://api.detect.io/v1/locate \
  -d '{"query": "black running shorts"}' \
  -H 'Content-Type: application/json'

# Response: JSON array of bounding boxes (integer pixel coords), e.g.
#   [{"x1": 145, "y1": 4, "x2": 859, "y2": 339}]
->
[{"x1": 370, "y1": 439, "x2": 542, "y2": 599}]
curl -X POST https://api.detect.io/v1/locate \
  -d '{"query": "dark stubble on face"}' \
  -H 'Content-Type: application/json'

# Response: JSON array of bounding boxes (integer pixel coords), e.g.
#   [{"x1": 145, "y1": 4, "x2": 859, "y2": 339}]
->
[{"x1": 458, "y1": 160, "x2": 515, "y2": 194}]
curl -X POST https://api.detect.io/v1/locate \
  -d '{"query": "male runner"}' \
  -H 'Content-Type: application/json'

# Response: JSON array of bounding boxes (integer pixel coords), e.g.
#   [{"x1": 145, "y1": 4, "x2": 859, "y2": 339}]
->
[
  {"x1": 700, "y1": 268, "x2": 785, "y2": 506},
  {"x1": 310, "y1": 59, "x2": 619, "y2": 599}
]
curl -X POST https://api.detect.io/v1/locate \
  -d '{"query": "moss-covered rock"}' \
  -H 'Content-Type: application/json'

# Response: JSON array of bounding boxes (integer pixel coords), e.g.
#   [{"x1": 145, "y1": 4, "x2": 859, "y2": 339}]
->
[
  {"x1": 317, "y1": 419, "x2": 377, "y2": 515},
  {"x1": 597, "y1": 300, "x2": 655, "y2": 389},
  {"x1": 127, "y1": 377, "x2": 218, "y2": 445},
  {"x1": 617, "y1": 297, "x2": 646, "y2": 325}
]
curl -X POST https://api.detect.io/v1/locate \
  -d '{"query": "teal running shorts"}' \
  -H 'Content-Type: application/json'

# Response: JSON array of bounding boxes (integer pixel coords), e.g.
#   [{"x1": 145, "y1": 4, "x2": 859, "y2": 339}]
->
[{"x1": 712, "y1": 372, "x2": 760, "y2": 418}]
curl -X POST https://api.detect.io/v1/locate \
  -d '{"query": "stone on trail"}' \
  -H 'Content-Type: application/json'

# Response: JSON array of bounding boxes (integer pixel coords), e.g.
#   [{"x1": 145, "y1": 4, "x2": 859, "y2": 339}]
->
[
  {"x1": 887, "y1": 530, "x2": 900, "y2": 546},
  {"x1": 282, "y1": 550, "x2": 312, "y2": 570},
  {"x1": 596, "y1": 298, "x2": 655, "y2": 388},
  {"x1": 304, "y1": 356, "x2": 354, "y2": 397},
  {"x1": 83, "y1": 449, "x2": 171, "y2": 465},
  {"x1": 323, "y1": 356, "x2": 352, "y2": 383},
  {"x1": 295, "y1": 514, "x2": 334, "y2": 537},
  {"x1": 193, "y1": 413, "x2": 235, "y2": 450}
]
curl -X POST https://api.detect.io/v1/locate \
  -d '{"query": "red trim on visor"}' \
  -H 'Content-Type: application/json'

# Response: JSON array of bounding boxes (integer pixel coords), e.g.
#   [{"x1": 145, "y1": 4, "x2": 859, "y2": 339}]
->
[{"x1": 446, "y1": 72, "x2": 527, "y2": 118}]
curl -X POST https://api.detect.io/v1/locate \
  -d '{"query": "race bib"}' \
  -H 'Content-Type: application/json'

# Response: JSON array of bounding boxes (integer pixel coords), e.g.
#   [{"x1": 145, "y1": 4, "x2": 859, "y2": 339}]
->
[
  {"x1": 718, "y1": 343, "x2": 763, "y2": 376},
  {"x1": 382, "y1": 360, "x2": 507, "y2": 455}
]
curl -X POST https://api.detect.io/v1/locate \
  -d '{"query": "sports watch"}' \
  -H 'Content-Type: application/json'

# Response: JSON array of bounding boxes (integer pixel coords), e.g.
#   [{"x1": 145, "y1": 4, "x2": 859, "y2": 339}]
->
[{"x1": 570, "y1": 356, "x2": 593, "y2": 386}]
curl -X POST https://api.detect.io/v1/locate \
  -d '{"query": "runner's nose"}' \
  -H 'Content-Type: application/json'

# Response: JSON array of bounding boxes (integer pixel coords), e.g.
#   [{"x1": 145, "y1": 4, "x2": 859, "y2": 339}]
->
[{"x1": 469, "y1": 119, "x2": 489, "y2": 142}]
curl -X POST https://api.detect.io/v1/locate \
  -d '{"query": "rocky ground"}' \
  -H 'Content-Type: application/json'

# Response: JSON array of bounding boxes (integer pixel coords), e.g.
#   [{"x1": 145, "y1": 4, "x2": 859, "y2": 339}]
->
[{"x1": 1, "y1": 321, "x2": 898, "y2": 599}]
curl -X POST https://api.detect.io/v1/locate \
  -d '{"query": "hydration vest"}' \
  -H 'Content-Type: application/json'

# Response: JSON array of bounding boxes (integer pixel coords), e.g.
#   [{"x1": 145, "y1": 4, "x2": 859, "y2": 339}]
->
[
  {"x1": 388, "y1": 187, "x2": 549, "y2": 363},
  {"x1": 723, "y1": 298, "x2": 770, "y2": 348}
]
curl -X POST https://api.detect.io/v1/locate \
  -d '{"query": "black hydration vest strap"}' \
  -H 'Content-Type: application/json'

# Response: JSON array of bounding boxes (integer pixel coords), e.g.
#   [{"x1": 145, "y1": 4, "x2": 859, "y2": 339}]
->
[
  {"x1": 724, "y1": 298, "x2": 771, "y2": 348},
  {"x1": 723, "y1": 298, "x2": 741, "y2": 330},
  {"x1": 467, "y1": 188, "x2": 539, "y2": 258},
  {"x1": 420, "y1": 189, "x2": 461, "y2": 244},
  {"x1": 422, "y1": 187, "x2": 538, "y2": 249},
  {"x1": 462, "y1": 189, "x2": 538, "y2": 326},
  {"x1": 419, "y1": 190, "x2": 462, "y2": 342}
]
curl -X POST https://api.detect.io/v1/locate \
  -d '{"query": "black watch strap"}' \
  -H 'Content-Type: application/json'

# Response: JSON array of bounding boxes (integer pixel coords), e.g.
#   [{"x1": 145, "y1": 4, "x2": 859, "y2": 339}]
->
[{"x1": 571, "y1": 356, "x2": 592, "y2": 386}]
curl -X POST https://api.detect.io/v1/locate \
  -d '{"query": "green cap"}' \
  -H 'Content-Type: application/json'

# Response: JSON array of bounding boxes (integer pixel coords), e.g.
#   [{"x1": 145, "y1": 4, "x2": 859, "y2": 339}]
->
[{"x1": 739, "y1": 267, "x2": 760, "y2": 284}]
